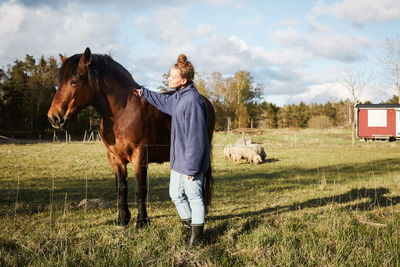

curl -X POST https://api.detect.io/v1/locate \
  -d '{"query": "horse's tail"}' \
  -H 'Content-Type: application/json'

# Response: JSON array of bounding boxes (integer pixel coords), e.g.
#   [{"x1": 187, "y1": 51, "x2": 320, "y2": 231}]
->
[
  {"x1": 203, "y1": 149, "x2": 213, "y2": 214},
  {"x1": 201, "y1": 94, "x2": 215, "y2": 214}
]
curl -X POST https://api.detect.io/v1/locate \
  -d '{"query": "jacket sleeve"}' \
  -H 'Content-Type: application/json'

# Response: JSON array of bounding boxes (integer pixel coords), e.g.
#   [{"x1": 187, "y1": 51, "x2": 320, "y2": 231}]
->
[
  {"x1": 141, "y1": 87, "x2": 174, "y2": 116},
  {"x1": 183, "y1": 99, "x2": 209, "y2": 176}
]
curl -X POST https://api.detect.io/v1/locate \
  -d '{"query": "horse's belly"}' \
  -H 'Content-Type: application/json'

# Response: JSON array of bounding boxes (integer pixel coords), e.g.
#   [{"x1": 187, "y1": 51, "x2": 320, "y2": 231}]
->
[{"x1": 147, "y1": 144, "x2": 170, "y2": 163}]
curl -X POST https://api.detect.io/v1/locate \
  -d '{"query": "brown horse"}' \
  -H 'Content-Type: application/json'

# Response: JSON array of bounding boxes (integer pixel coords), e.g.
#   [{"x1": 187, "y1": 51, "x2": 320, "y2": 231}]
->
[{"x1": 48, "y1": 47, "x2": 215, "y2": 227}]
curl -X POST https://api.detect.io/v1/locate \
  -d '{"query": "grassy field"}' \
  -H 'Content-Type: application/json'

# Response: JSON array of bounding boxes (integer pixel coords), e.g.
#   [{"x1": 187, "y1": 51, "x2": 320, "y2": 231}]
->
[{"x1": 1, "y1": 128, "x2": 400, "y2": 266}]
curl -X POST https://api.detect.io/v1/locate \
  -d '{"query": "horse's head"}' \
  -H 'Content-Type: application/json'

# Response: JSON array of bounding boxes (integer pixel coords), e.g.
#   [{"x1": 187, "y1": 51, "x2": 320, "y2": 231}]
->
[{"x1": 48, "y1": 47, "x2": 96, "y2": 129}]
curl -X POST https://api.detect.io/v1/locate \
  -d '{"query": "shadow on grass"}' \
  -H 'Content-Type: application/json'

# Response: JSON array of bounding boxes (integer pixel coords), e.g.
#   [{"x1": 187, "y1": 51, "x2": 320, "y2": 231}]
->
[
  {"x1": 210, "y1": 187, "x2": 399, "y2": 221},
  {"x1": 2, "y1": 157, "x2": 400, "y2": 211},
  {"x1": 2, "y1": 157, "x2": 400, "y2": 231},
  {"x1": 206, "y1": 186, "x2": 400, "y2": 242},
  {"x1": 0, "y1": 237, "x2": 30, "y2": 266},
  {"x1": 264, "y1": 158, "x2": 279, "y2": 163},
  {"x1": 0, "y1": 175, "x2": 171, "y2": 216},
  {"x1": 215, "y1": 157, "x2": 400, "y2": 195}
]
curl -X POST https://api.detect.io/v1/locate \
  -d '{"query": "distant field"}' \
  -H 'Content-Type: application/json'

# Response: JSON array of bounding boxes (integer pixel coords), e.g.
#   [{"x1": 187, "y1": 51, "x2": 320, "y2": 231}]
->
[{"x1": 1, "y1": 129, "x2": 400, "y2": 266}]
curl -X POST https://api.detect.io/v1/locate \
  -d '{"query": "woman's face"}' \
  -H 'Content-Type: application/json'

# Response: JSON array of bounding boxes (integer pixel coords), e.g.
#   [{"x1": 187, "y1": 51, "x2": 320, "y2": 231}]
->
[{"x1": 168, "y1": 67, "x2": 187, "y2": 89}]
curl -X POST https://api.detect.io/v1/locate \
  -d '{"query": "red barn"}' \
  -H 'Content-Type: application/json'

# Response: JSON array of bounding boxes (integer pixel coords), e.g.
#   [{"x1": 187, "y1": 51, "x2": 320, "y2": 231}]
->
[{"x1": 355, "y1": 104, "x2": 400, "y2": 141}]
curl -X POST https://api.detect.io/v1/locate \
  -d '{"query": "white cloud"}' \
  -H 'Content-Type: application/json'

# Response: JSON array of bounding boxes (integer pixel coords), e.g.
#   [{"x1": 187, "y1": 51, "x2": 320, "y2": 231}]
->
[
  {"x1": 278, "y1": 19, "x2": 300, "y2": 28},
  {"x1": 285, "y1": 82, "x2": 347, "y2": 104},
  {"x1": 134, "y1": 6, "x2": 193, "y2": 45},
  {"x1": 273, "y1": 27, "x2": 304, "y2": 47},
  {"x1": 206, "y1": 0, "x2": 231, "y2": 6},
  {"x1": 273, "y1": 24, "x2": 372, "y2": 62},
  {"x1": 13, "y1": 0, "x2": 196, "y2": 9},
  {"x1": 0, "y1": 2, "x2": 121, "y2": 67},
  {"x1": 134, "y1": 16, "x2": 148, "y2": 28},
  {"x1": 283, "y1": 66, "x2": 392, "y2": 105},
  {"x1": 131, "y1": 5, "x2": 375, "y2": 103},
  {"x1": 309, "y1": 20, "x2": 332, "y2": 33},
  {"x1": 285, "y1": 81, "x2": 392, "y2": 105},
  {"x1": 133, "y1": 6, "x2": 309, "y2": 77},
  {"x1": 0, "y1": 0, "x2": 389, "y2": 107},
  {"x1": 196, "y1": 24, "x2": 215, "y2": 37},
  {"x1": 0, "y1": 2, "x2": 24, "y2": 35},
  {"x1": 262, "y1": 67, "x2": 337, "y2": 97},
  {"x1": 313, "y1": 0, "x2": 400, "y2": 26}
]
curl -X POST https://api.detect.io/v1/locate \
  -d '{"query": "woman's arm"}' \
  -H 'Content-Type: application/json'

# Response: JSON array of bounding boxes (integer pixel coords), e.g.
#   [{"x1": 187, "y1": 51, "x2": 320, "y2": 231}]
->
[{"x1": 133, "y1": 87, "x2": 174, "y2": 116}]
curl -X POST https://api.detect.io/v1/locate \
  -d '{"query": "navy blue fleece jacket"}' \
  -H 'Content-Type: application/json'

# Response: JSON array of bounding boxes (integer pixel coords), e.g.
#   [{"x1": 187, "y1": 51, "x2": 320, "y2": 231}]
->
[{"x1": 140, "y1": 83, "x2": 210, "y2": 176}]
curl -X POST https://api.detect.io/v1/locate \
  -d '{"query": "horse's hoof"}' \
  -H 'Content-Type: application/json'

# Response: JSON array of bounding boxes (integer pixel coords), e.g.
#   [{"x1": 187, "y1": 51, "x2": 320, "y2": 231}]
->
[
  {"x1": 136, "y1": 218, "x2": 150, "y2": 228},
  {"x1": 117, "y1": 218, "x2": 130, "y2": 226},
  {"x1": 118, "y1": 210, "x2": 131, "y2": 226}
]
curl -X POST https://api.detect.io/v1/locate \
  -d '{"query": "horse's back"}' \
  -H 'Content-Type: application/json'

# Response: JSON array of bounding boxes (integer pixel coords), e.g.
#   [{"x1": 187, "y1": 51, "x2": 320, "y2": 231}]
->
[{"x1": 201, "y1": 95, "x2": 216, "y2": 142}]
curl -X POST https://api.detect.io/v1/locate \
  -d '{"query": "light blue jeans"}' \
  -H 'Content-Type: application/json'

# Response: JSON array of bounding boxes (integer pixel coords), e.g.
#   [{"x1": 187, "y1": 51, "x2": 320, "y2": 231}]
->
[{"x1": 169, "y1": 170, "x2": 205, "y2": 225}]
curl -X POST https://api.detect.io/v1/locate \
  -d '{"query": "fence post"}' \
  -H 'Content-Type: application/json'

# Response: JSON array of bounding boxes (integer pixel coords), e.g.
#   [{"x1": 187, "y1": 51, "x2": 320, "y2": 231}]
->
[
  {"x1": 53, "y1": 131, "x2": 58, "y2": 143},
  {"x1": 227, "y1": 117, "x2": 231, "y2": 134},
  {"x1": 96, "y1": 132, "x2": 102, "y2": 142},
  {"x1": 89, "y1": 131, "x2": 94, "y2": 142}
]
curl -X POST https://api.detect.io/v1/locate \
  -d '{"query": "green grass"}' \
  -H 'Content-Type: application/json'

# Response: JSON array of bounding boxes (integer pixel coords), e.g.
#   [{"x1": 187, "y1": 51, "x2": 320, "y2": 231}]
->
[{"x1": 1, "y1": 129, "x2": 400, "y2": 266}]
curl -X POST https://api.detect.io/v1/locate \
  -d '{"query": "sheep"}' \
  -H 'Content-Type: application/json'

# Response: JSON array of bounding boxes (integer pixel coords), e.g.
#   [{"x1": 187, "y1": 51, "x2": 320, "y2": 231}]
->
[
  {"x1": 233, "y1": 137, "x2": 266, "y2": 160},
  {"x1": 247, "y1": 143, "x2": 266, "y2": 160},
  {"x1": 241, "y1": 146, "x2": 262, "y2": 164},
  {"x1": 224, "y1": 136, "x2": 266, "y2": 164},
  {"x1": 227, "y1": 145, "x2": 241, "y2": 163},
  {"x1": 229, "y1": 145, "x2": 262, "y2": 164},
  {"x1": 235, "y1": 136, "x2": 253, "y2": 146},
  {"x1": 224, "y1": 144, "x2": 233, "y2": 160}
]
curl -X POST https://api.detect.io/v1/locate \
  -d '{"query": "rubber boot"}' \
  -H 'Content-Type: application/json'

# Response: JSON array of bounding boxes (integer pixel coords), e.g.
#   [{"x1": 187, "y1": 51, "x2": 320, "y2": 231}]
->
[
  {"x1": 181, "y1": 219, "x2": 191, "y2": 235},
  {"x1": 188, "y1": 224, "x2": 204, "y2": 248}
]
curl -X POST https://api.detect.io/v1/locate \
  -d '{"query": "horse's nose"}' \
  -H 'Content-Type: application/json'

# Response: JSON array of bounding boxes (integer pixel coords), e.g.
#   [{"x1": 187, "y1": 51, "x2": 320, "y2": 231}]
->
[{"x1": 48, "y1": 114, "x2": 64, "y2": 128}]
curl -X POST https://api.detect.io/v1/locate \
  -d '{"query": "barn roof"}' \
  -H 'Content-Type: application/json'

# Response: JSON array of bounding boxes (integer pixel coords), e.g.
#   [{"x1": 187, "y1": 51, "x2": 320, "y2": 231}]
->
[{"x1": 355, "y1": 104, "x2": 400, "y2": 109}]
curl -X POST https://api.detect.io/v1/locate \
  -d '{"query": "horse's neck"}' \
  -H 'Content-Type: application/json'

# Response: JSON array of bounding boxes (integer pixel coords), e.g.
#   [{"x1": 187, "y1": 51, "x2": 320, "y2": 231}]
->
[
  {"x1": 91, "y1": 79, "x2": 138, "y2": 121},
  {"x1": 91, "y1": 90, "x2": 113, "y2": 119}
]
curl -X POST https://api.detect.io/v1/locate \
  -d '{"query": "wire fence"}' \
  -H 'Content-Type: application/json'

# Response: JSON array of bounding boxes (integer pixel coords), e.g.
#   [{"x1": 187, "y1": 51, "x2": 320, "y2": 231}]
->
[{"x1": 2, "y1": 132, "x2": 400, "y2": 231}]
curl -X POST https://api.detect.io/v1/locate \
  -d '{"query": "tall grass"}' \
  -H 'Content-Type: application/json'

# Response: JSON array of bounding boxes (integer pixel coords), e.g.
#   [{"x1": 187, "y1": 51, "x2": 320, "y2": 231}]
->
[{"x1": 1, "y1": 129, "x2": 400, "y2": 266}]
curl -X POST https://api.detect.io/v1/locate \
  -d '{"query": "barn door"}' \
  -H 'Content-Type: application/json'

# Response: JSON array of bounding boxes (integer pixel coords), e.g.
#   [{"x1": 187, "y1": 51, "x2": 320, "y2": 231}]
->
[{"x1": 397, "y1": 109, "x2": 400, "y2": 138}]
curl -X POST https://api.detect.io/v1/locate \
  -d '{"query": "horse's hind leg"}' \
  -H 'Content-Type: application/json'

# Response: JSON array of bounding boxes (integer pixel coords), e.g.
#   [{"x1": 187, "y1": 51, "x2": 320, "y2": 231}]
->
[{"x1": 107, "y1": 150, "x2": 131, "y2": 225}]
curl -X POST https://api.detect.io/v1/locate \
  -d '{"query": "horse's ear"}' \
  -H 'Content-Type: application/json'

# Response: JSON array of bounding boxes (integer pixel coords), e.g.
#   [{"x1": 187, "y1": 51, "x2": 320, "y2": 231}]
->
[
  {"x1": 59, "y1": 54, "x2": 67, "y2": 64},
  {"x1": 78, "y1": 47, "x2": 92, "y2": 75}
]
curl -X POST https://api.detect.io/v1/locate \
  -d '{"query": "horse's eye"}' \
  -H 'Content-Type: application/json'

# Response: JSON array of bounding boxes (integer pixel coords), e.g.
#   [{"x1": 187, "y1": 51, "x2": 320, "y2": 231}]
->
[{"x1": 70, "y1": 80, "x2": 78, "y2": 86}]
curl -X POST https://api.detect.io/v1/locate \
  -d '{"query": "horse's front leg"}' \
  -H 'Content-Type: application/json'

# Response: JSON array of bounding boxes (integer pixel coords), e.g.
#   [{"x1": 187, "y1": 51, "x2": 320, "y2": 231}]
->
[
  {"x1": 107, "y1": 150, "x2": 131, "y2": 225},
  {"x1": 134, "y1": 149, "x2": 150, "y2": 228}
]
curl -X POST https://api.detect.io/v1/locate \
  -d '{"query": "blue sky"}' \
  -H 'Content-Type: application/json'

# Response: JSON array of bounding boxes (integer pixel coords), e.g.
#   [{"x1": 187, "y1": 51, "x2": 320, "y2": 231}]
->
[{"x1": 0, "y1": 0, "x2": 399, "y2": 106}]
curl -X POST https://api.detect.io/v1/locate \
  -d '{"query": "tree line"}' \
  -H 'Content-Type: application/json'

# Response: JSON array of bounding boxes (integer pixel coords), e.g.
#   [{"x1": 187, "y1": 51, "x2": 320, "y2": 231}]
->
[
  {"x1": 0, "y1": 55, "x2": 99, "y2": 138},
  {"x1": 189, "y1": 71, "x2": 398, "y2": 131},
  {"x1": 0, "y1": 54, "x2": 398, "y2": 138}
]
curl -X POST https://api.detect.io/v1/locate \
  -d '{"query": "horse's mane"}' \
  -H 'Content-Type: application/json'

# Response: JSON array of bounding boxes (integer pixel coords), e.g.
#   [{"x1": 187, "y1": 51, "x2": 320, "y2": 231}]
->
[{"x1": 58, "y1": 54, "x2": 128, "y2": 89}]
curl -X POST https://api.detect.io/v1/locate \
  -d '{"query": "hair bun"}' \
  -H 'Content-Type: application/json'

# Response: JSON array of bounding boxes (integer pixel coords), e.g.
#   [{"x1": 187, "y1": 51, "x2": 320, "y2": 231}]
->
[
  {"x1": 177, "y1": 54, "x2": 187, "y2": 64},
  {"x1": 173, "y1": 54, "x2": 194, "y2": 83}
]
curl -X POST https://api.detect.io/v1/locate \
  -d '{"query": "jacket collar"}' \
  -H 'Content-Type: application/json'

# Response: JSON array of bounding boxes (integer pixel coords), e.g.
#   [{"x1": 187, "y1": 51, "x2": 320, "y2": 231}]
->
[
  {"x1": 175, "y1": 83, "x2": 195, "y2": 98},
  {"x1": 174, "y1": 83, "x2": 196, "y2": 100}
]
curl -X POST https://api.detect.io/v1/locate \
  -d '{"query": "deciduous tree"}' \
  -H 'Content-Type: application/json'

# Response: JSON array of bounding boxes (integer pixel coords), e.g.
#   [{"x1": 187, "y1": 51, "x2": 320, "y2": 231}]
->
[{"x1": 379, "y1": 38, "x2": 400, "y2": 104}]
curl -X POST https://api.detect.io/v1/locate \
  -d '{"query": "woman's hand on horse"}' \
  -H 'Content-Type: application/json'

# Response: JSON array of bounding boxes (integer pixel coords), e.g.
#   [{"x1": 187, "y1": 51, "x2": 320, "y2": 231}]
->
[{"x1": 132, "y1": 89, "x2": 142, "y2": 97}]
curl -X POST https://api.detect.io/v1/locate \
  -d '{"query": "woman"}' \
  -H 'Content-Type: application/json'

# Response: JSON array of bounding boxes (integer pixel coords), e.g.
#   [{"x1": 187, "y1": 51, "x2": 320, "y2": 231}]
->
[{"x1": 132, "y1": 54, "x2": 210, "y2": 247}]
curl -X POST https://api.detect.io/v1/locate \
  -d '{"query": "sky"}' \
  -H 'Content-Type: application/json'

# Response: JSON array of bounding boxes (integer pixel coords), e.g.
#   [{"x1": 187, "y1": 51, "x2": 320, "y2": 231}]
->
[{"x1": 0, "y1": 0, "x2": 399, "y2": 106}]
